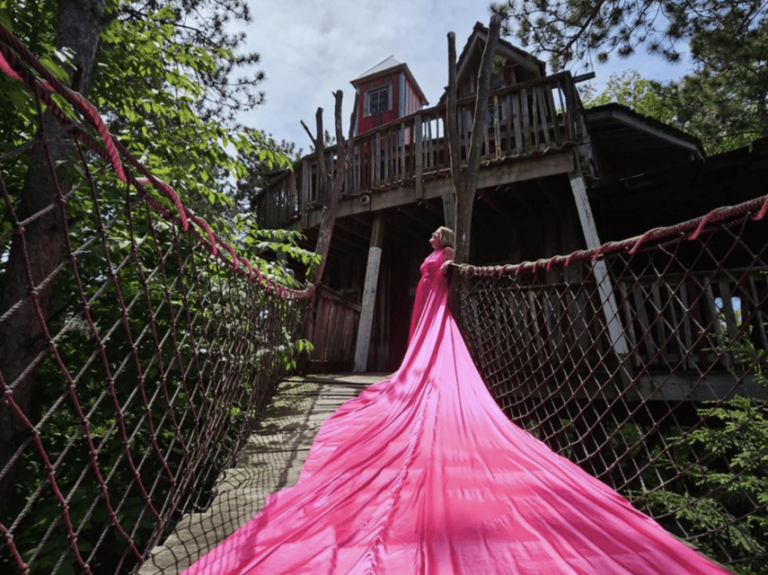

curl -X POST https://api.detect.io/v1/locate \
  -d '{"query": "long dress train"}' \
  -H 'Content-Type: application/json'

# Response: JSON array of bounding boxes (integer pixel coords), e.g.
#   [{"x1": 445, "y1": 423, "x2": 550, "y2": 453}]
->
[{"x1": 182, "y1": 248, "x2": 730, "y2": 574}]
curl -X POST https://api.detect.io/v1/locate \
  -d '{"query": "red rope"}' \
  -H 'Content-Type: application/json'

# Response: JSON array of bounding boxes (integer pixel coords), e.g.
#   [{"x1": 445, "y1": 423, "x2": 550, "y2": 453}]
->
[
  {"x1": 458, "y1": 194, "x2": 768, "y2": 277},
  {"x1": 0, "y1": 22, "x2": 312, "y2": 299}
]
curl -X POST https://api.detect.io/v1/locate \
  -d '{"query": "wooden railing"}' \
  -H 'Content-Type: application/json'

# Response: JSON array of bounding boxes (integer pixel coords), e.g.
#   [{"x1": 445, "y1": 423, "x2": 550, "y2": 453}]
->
[
  {"x1": 457, "y1": 264, "x2": 768, "y2": 402},
  {"x1": 617, "y1": 268, "x2": 768, "y2": 374},
  {"x1": 256, "y1": 72, "x2": 585, "y2": 230}
]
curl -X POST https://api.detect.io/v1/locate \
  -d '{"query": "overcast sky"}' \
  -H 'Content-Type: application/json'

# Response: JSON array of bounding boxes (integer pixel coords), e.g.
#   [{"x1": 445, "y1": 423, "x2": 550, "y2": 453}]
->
[{"x1": 234, "y1": 1, "x2": 689, "y2": 151}]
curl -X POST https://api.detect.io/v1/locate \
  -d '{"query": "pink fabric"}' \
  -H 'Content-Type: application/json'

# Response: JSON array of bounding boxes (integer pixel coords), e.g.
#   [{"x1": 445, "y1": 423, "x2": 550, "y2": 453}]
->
[{"x1": 183, "y1": 248, "x2": 729, "y2": 574}]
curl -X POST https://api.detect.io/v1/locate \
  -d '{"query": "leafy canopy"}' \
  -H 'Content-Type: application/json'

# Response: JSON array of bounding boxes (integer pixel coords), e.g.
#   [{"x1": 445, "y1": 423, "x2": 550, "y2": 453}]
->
[
  {"x1": 492, "y1": 1, "x2": 768, "y2": 153},
  {"x1": 0, "y1": 0, "x2": 312, "y2": 272},
  {"x1": 491, "y1": 0, "x2": 767, "y2": 71}
]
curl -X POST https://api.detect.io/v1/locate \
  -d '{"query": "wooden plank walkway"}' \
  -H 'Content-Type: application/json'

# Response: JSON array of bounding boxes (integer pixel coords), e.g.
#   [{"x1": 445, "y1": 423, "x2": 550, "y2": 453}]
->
[{"x1": 138, "y1": 373, "x2": 386, "y2": 575}]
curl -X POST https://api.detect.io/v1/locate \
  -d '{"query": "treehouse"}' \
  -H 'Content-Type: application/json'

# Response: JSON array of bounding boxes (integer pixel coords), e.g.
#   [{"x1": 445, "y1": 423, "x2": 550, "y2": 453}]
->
[
  {"x1": 351, "y1": 56, "x2": 428, "y2": 136},
  {"x1": 256, "y1": 22, "x2": 768, "y2": 402}
]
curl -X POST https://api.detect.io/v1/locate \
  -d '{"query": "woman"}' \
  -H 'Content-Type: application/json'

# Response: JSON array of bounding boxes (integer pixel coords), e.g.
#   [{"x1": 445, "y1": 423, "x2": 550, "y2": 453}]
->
[
  {"x1": 409, "y1": 226, "x2": 454, "y2": 342},
  {"x1": 183, "y1": 228, "x2": 729, "y2": 574}
]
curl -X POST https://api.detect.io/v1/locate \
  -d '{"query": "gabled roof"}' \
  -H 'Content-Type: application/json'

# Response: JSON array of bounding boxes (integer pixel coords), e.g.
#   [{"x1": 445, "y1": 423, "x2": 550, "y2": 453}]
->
[
  {"x1": 351, "y1": 56, "x2": 403, "y2": 83},
  {"x1": 456, "y1": 21, "x2": 546, "y2": 82},
  {"x1": 439, "y1": 22, "x2": 547, "y2": 105},
  {"x1": 350, "y1": 56, "x2": 428, "y2": 105}
]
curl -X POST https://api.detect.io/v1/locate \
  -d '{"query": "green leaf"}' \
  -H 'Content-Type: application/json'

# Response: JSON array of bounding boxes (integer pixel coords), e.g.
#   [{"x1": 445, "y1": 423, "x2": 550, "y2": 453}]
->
[
  {"x1": 39, "y1": 54, "x2": 70, "y2": 83},
  {"x1": 0, "y1": 6, "x2": 13, "y2": 31}
]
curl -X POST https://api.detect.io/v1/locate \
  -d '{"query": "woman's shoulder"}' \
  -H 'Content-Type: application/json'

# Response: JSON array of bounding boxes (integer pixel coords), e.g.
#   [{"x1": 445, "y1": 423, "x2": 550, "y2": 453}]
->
[{"x1": 424, "y1": 248, "x2": 448, "y2": 264}]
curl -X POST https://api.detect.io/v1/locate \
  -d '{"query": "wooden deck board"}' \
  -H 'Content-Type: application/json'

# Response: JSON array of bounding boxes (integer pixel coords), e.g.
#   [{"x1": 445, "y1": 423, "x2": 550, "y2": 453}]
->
[{"x1": 138, "y1": 373, "x2": 386, "y2": 575}]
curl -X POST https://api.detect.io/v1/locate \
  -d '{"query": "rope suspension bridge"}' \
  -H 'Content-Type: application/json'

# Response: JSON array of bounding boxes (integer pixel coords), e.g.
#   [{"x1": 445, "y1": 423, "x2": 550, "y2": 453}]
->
[{"x1": 2, "y1": 23, "x2": 767, "y2": 575}]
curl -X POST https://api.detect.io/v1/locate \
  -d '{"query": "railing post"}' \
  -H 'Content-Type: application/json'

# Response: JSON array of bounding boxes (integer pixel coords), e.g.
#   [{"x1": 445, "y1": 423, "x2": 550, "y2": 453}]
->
[
  {"x1": 414, "y1": 113, "x2": 424, "y2": 199},
  {"x1": 520, "y1": 87, "x2": 530, "y2": 153},
  {"x1": 547, "y1": 78, "x2": 562, "y2": 145},
  {"x1": 569, "y1": 170, "x2": 629, "y2": 357},
  {"x1": 300, "y1": 158, "x2": 309, "y2": 229},
  {"x1": 372, "y1": 133, "x2": 379, "y2": 188}
]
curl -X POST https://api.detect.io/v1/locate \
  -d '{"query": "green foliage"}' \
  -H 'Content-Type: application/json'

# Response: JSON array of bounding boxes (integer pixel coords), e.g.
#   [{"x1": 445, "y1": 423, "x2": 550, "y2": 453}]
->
[
  {"x1": 663, "y1": 14, "x2": 768, "y2": 154},
  {"x1": 492, "y1": 0, "x2": 767, "y2": 71},
  {"x1": 0, "y1": 0, "x2": 294, "y2": 220},
  {"x1": 233, "y1": 134, "x2": 300, "y2": 215},
  {"x1": 0, "y1": 1, "x2": 315, "y2": 573},
  {"x1": 579, "y1": 70, "x2": 677, "y2": 124},
  {"x1": 579, "y1": 68, "x2": 762, "y2": 155},
  {"x1": 627, "y1": 395, "x2": 768, "y2": 574},
  {"x1": 2, "y1": 177, "x2": 311, "y2": 572},
  {"x1": 605, "y1": 326, "x2": 768, "y2": 573},
  {"x1": 233, "y1": 214, "x2": 321, "y2": 287},
  {"x1": 93, "y1": 1, "x2": 287, "y2": 216},
  {"x1": 494, "y1": 0, "x2": 768, "y2": 153},
  {"x1": 0, "y1": 0, "x2": 303, "y2": 279}
]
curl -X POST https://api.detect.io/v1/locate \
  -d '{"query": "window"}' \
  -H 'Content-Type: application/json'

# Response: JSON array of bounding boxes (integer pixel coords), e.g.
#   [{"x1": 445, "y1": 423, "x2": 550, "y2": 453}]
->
[{"x1": 366, "y1": 85, "x2": 391, "y2": 116}]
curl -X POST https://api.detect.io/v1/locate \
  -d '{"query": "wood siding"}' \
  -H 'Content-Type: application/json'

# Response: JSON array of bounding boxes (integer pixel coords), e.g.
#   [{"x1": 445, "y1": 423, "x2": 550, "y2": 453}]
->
[{"x1": 309, "y1": 286, "x2": 361, "y2": 372}]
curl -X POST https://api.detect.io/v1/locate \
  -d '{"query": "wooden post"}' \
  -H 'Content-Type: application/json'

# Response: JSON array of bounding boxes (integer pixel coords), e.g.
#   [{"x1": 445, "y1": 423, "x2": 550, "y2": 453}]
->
[
  {"x1": 303, "y1": 91, "x2": 359, "y2": 286},
  {"x1": 447, "y1": 15, "x2": 501, "y2": 263},
  {"x1": 414, "y1": 114, "x2": 424, "y2": 199},
  {"x1": 299, "y1": 160, "x2": 309, "y2": 229},
  {"x1": 569, "y1": 170, "x2": 628, "y2": 356},
  {"x1": 354, "y1": 217, "x2": 386, "y2": 372},
  {"x1": 442, "y1": 192, "x2": 456, "y2": 230}
]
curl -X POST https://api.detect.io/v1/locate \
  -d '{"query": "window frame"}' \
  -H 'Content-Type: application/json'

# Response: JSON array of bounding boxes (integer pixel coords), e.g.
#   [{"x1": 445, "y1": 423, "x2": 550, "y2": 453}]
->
[{"x1": 365, "y1": 84, "x2": 392, "y2": 117}]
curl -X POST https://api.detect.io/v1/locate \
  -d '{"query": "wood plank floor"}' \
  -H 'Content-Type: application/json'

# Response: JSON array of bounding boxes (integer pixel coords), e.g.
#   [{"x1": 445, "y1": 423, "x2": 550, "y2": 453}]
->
[{"x1": 138, "y1": 373, "x2": 387, "y2": 575}]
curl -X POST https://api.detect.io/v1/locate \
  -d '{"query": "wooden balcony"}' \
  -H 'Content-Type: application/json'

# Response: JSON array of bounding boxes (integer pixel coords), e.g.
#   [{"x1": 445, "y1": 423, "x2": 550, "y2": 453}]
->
[{"x1": 256, "y1": 72, "x2": 587, "y2": 232}]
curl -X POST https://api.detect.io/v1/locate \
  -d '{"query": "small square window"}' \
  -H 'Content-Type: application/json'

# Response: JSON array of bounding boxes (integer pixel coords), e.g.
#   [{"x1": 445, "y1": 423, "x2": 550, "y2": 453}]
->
[{"x1": 366, "y1": 86, "x2": 390, "y2": 116}]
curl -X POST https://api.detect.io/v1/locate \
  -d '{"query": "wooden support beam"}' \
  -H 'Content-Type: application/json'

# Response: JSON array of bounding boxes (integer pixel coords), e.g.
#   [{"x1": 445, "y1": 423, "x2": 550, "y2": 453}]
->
[
  {"x1": 354, "y1": 217, "x2": 386, "y2": 372},
  {"x1": 302, "y1": 150, "x2": 575, "y2": 229},
  {"x1": 442, "y1": 192, "x2": 456, "y2": 230},
  {"x1": 569, "y1": 170, "x2": 629, "y2": 357}
]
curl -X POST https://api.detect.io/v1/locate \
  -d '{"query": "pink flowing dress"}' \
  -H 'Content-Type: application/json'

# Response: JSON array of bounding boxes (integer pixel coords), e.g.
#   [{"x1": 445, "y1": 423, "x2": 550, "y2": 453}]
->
[{"x1": 183, "y1": 248, "x2": 730, "y2": 574}]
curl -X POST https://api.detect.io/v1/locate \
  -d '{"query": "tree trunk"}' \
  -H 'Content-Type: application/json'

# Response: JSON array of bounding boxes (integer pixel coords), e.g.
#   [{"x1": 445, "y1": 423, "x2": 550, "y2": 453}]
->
[
  {"x1": 306, "y1": 90, "x2": 358, "y2": 286},
  {"x1": 302, "y1": 91, "x2": 358, "y2": 358},
  {"x1": 0, "y1": 0, "x2": 105, "y2": 515},
  {"x1": 446, "y1": 16, "x2": 502, "y2": 264}
]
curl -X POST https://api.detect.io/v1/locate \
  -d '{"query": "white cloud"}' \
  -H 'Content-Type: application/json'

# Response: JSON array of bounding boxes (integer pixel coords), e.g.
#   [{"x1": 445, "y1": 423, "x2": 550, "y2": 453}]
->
[
  {"x1": 235, "y1": 1, "x2": 690, "y2": 149},
  {"x1": 236, "y1": 1, "x2": 491, "y2": 148}
]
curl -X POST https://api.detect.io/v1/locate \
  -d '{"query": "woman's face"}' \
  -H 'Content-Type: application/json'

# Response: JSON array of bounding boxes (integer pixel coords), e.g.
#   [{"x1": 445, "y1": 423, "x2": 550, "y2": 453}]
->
[{"x1": 429, "y1": 230, "x2": 442, "y2": 250}]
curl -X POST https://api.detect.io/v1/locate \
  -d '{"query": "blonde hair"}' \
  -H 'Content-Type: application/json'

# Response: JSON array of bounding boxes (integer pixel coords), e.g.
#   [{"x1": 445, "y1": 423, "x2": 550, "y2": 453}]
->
[{"x1": 436, "y1": 226, "x2": 455, "y2": 249}]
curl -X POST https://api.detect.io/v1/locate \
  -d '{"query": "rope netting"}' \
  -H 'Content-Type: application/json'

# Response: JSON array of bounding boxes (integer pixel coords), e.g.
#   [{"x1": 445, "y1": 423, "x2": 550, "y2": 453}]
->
[
  {"x1": 455, "y1": 196, "x2": 768, "y2": 573},
  {"x1": 4, "y1": 14, "x2": 768, "y2": 575},
  {"x1": 0, "y1": 24, "x2": 312, "y2": 575}
]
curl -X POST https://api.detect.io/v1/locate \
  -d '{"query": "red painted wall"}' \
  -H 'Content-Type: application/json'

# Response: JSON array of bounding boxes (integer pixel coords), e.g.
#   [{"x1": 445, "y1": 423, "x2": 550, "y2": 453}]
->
[{"x1": 357, "y1": 72, "x2": 400, "y2": 135}]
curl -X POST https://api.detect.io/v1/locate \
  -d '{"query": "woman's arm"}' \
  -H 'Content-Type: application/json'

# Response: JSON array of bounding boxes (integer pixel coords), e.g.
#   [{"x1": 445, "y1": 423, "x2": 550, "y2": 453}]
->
[{"x1": 440, "y1": 247, "x2": 455, "y2": 273}]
